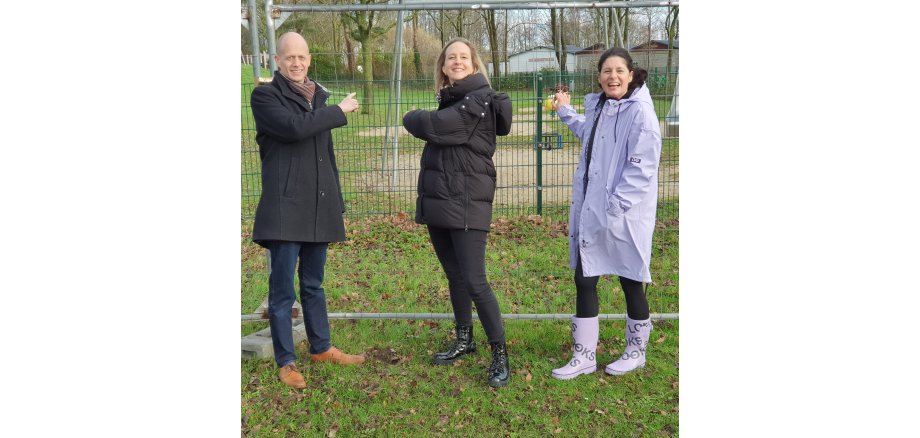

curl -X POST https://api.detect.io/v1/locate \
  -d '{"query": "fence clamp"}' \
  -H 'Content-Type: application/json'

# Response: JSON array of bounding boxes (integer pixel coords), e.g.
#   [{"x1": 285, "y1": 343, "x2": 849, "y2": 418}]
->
[{"x1": 535, "y1": 133, "x2": 563, "y2": 151}]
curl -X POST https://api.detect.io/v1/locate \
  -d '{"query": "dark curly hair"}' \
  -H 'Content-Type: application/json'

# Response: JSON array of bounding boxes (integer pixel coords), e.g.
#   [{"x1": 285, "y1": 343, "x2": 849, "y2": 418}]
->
[{"x1": 596, "y1": 47, "x2": 648, "y2": 94}]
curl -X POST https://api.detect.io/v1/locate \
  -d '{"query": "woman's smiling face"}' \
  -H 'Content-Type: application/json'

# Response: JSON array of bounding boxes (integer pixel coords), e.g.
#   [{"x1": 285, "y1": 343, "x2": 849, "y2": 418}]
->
[
  {"x1": 441, "y1": 41, "x2": 475, "y2": 84},
  {"x1": 598, "y1": 55, "x2": 634, "y2": 99}
]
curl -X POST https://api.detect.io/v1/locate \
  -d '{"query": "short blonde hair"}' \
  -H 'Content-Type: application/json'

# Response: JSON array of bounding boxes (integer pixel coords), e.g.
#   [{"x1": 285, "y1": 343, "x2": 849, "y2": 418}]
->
[{"x1": 434, "y1": 37, "x2": 490, "y2": 92}]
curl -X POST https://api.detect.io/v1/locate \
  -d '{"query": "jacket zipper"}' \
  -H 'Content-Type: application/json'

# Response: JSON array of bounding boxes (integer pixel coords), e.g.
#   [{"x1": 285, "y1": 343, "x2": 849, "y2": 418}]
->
[{"x1": 464, "y1": 174, "x2": 469, "y2": 231}]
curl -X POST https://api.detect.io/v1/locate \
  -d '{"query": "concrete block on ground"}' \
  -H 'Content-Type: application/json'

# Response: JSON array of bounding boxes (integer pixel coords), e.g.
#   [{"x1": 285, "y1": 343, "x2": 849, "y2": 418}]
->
[
  {"x1": 241, "y1": 322, "x2": 307, "y2": 360},
  {"x1": 253, "y1": 298, "x2": 302, "y2": 319},
  {"x1": 660, "y1": 120, "x2": 679, "y2": 138}
]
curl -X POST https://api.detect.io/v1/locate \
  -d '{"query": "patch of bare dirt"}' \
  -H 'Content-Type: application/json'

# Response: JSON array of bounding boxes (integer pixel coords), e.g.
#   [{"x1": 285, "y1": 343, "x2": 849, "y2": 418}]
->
[{"x1": 352, "y1": 147, "x2": 678, "y2": 206}]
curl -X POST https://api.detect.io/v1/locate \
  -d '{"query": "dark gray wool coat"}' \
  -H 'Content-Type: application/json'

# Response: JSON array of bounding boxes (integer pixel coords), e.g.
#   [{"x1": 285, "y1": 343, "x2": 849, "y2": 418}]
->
[
  {"x1": 402, "y1": 73, "x2": 512, "y2": 231},
  {"x1": 250, "y1": 71, "x2": 348, "y2": 247}
]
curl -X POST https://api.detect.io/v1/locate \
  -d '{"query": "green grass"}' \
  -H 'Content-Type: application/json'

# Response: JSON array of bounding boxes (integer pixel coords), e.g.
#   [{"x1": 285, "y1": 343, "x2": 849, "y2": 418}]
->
[{"x1": 241, "y1": 211, "x2": 678, "y2": 436}]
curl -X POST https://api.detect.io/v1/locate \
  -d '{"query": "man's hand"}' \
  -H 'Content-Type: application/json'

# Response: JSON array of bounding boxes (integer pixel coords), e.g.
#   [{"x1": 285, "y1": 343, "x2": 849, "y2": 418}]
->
[{"x1": 338, "y1": 92, "x2": 359, "y2": 113}]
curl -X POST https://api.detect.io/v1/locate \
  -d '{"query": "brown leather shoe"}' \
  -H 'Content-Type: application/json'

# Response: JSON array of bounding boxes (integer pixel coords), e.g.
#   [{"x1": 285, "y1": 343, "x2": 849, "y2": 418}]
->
[
  {"x1": 310, "y1": 346, "x2": 365, "y2": 365},
  {"x1": 278, "y1": 363, "x2": 307, "y2": 389}
]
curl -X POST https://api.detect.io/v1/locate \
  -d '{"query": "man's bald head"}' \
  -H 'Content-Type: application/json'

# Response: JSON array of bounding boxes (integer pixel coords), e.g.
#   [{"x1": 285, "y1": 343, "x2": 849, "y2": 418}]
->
[
  {"x1": 274, "y1": 32, "x2": 311, "y2": 83},
  {"x1": 278, "y1": 32, "x2": 309, "y2": 53}
]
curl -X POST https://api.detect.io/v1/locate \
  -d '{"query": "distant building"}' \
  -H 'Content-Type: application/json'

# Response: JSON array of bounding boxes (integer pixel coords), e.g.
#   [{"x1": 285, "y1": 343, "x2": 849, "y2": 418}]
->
[
  {"x1": 629, "y1": 39, "x2": 679, "y2": 73},
  {"x1": 573, "y1": 43, "x2": 606, "y2": 72},
  {"x1": 504, "y1": 46, "x2": 580, "y2": 73}
]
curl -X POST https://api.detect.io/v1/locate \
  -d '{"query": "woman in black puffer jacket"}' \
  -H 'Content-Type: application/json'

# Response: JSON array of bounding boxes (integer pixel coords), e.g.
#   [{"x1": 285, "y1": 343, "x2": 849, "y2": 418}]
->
[{"x1": 403, "y1": 37, "x2": 513, "y2": 388}]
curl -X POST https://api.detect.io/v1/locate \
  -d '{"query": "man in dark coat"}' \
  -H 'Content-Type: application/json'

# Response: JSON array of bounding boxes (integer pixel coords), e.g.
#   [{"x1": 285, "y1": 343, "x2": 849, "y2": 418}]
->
[{"x1": 249, "y1": 32, "x2": 364, "y2": 389}]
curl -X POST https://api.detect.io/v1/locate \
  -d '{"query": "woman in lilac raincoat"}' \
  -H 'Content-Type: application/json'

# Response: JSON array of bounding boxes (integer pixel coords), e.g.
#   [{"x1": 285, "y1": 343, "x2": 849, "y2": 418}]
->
[{"x1": 548, "y1": 47, "x2": 662, "y2": 380}]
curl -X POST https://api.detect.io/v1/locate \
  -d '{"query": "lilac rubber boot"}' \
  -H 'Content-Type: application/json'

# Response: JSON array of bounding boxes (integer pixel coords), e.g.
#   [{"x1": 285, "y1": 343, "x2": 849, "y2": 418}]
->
[
  {"x1": 551, "y1": 316, "x2": 598, "y2": 380},
  {"x1": 605, "y1": 317, "x2": 653, "y2": 375}
]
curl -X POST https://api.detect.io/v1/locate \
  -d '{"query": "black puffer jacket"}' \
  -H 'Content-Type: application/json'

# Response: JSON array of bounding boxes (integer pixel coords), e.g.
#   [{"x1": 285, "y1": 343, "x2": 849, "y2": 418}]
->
[{"x1": 403, "y1": 73, "x2": 512, "y2": 231}]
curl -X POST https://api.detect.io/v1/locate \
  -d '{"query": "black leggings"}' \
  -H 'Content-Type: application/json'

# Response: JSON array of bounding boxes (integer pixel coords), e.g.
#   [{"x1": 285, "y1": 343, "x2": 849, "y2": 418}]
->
[
  {"x1": 427, "y1": 226, "x2": 505, "y2": 343},
  {"x1": 574, "y1": 256, "x2": 650, "y2": 320}
]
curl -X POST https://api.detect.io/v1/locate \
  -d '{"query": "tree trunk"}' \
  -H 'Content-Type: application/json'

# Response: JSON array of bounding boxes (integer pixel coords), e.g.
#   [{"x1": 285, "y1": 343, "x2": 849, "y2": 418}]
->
[
  {"x1": 412, "y1": 11, "x2": 422, "y2": 79},
  {"x1": 551, "y1": 9, "x2": 560, "y2": 68},
  {"x1": 341, "y1": 15, "x2": 356, "y2": 76},
  {"x1": 360, "y1": 41, "x2": 374, "y2": 114},
  {"x1": 456, "y1": 11, "x2": 464, "y2": 38},
  {"x1": 666, "y1": 6, "x2": 679, "y2": 91},
  {"x1": 484, "y1": 10, "x2": 501, "y2": 78},
  {"x1": 439, "y1": 11, "x2": 446, "y2": 45},
  {"x1": 502, "y1": 11, "x2": 509, "y2": 76},
  {"x1": 624, "y1": 10, "x2": 630, "y2": 48},
  {"x1": 558, "y1": 9, "x2": 567, "y2": 72}
]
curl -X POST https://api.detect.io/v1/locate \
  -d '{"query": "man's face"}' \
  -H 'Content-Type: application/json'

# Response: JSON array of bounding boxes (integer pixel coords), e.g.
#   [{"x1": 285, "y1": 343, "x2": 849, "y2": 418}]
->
[{"x1": 275, "y1": 38, "x2": 311, "y2": 83}]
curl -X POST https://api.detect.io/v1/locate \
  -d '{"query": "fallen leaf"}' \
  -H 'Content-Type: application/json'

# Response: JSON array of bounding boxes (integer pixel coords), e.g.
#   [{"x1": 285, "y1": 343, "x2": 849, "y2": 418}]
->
[{"x1": 656, "y1": 335, "x2": 666, "y2": 344}]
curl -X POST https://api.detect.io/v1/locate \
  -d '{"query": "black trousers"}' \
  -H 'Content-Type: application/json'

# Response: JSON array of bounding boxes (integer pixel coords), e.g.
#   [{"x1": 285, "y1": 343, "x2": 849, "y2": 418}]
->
[
  {"x1": 574, "y1": 256, "x2": 650, "y2": 320},
  {"x1": 427, "y1": 226, "x2": 505, "y2": 344}
]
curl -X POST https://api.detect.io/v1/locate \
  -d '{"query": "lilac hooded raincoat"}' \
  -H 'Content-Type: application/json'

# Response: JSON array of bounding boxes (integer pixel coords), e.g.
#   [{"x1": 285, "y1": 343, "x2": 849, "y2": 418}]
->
[{"x1": 558, "y1": 84, "x2": 662, "y2": 282}]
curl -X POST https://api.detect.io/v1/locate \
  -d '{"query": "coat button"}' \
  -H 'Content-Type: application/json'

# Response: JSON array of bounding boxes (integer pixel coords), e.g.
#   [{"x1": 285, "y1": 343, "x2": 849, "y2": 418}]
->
[
  {"x1": 461, "y1": 105, "x2": 465, "y2": 109},
  {"x1": 319, "y1": 156, "x2": 323, "y2": 161},
  {"x1": 481, "y1": 112, "x2": 485, "y2": 117},
  {"x1": 320, "y1": 191, "x2": 325, "y2": 196}
]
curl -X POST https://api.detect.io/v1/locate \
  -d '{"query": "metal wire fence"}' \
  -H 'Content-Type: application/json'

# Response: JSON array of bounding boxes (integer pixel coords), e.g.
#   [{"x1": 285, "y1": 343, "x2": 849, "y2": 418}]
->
[
  {"x1": 242, "y1": 69, "x2": 677, "y2": 218},
  {"x1": 241, "y1": 59, "x2": 678, "y2": 318}
]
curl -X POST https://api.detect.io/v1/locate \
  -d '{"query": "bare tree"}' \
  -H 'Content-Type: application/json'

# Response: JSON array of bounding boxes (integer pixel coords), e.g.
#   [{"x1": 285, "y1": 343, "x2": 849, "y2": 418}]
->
[
  {"x1": 421, "y1": 10, "x2": 448, "y2": 46},
  {"x1": 483, "y1": 10, "x2": 502, "y2": 78},
  {"x1": 665, "y1": 5, "x2": 679, "y2": 85},
  {"x1": 448, "y1": 10, "x2": 467, "y2": 39},
  {"x1": 620, "y1": 8, "x2": 630, "y2": 48},
  {"x1": 550, "y1": 9, "x2": 567, "y2": 72},
  {"x1": 665, "y1": 6, "x2": 680, "y2": 72},
  {"x1": 341, "y1": 0, "x2": 397, "y2": 114},
  {"x1": 340, "y1": 16, "x2": 356, "y2": 75}
]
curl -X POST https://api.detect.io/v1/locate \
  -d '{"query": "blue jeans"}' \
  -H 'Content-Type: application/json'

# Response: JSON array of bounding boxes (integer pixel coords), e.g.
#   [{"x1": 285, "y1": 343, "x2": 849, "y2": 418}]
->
[{"x1": 265, "y1": 240, "x2": 332, "y2": 368}]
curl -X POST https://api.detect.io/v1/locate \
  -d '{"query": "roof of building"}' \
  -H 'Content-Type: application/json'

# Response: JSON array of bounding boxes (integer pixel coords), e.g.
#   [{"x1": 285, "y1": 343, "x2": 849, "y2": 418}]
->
[
  {"x1": 574, "y1": 43, "x2": 606, "y2": 55},
  {"x1": 509, "y1": 45, "x2": 582, "y2": 58},
  {"x1": 630, "y1": 39, "x2": 679, "y2": 50}
]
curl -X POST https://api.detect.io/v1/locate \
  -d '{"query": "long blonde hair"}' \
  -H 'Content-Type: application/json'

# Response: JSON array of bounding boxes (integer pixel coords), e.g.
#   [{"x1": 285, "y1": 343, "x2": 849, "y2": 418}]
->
[{"x1": 434, "y1": 37, "x2": 491, "y2": 93}]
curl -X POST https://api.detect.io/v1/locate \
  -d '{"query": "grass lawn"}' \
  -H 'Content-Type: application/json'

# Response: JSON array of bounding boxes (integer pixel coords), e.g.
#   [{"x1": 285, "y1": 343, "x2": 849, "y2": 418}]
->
[{"x1": 241, "y1": 212, "x2": 678, "y2": 436}]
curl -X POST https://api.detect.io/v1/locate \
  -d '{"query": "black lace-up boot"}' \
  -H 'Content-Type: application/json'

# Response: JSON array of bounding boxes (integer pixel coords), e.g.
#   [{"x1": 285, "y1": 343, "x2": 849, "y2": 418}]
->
[
  {"x1": 487, "y1": 341, "x2": 510, "y2": 387},
  {"x1": 432, "y1": 325, "x2": 477, "y2": 365}
]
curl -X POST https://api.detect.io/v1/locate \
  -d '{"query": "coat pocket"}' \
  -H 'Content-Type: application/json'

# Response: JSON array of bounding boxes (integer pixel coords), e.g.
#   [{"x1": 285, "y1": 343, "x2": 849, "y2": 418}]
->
[
  {"x1": 281, "y1": 150, "x2": 301, "y2": 198},
  {"x1": 607, "y1": 211, "x2": 631, "y2": 243}
]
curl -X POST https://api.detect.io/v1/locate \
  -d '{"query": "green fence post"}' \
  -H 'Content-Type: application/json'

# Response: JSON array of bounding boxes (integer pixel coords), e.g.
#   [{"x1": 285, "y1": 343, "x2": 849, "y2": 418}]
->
[{"x1": 535, "y1": 74, "x2": 543, "y2": 216}]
